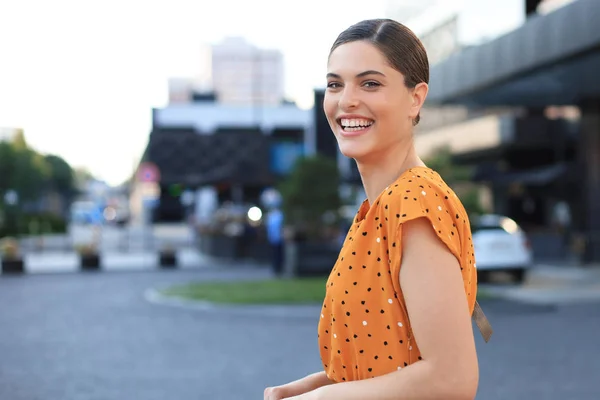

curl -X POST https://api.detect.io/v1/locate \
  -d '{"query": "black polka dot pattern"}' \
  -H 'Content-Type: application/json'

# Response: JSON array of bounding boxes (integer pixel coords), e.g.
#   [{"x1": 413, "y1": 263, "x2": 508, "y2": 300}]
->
[{"x1": 318, "y1": 167, "x2": 478, "y2": 383}]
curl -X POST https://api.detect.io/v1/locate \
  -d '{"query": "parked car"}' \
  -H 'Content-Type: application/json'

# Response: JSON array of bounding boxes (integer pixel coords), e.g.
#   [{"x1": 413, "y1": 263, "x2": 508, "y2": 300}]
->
[{"x1": 472, "y1": 214, "x2": 533, "y2": 283}]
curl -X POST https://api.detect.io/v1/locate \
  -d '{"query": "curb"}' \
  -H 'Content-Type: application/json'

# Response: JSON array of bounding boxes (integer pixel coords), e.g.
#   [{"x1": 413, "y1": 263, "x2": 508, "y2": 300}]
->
[
  {"x1": 144, "y1": 287, "x2": 217, "y2": 311},
  {"x1": 481, "y1": 284, "x2": 600, "y2": 306},
  {"x1": 143, "y1": 287, "x2": 323, "y2": 319},
  {"x1": 476, "y1": 264, "x2": 600, "y2": 306}
]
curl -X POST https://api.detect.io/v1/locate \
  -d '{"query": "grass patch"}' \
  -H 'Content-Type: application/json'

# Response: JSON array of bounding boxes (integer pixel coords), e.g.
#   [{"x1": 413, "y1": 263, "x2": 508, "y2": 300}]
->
[
  {"x1": 160, "y1": 277, "x2": 328, "y2": 305},
  {"x1": 161, "y1": 277, "x2": 494, "y2": 305}
]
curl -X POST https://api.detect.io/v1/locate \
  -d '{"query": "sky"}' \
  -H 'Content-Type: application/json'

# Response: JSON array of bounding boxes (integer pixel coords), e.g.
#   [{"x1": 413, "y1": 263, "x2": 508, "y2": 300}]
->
[{"x1": 0, "y1": 0, "x2": 523, "y2": 186}]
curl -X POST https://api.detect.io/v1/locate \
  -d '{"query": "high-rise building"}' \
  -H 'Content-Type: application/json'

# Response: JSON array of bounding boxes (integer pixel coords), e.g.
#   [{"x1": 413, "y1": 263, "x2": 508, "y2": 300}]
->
[
  {"x1": 167, "y1": 78, "x2": 194, "y2": 104},
  {"x1": 166, "y1": 38, "x2": 285, "y2": 106},
  {"x1": 210, "y1": 37, "x2": 285, "y2": 106}
]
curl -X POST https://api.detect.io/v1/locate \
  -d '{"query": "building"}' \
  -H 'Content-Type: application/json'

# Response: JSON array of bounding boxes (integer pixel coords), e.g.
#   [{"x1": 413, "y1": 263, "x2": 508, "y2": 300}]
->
[
  {"x1": 406, "y1": 0, "x2": 599, "y2": 262},
  {"x1": 167, "y1": 78, "x2": 195, "y2": 104},
  {"x1": 134, "y1": 37, "x2": 302, "y2": 223},
  {"x1": 166, "y1": 38, "x2": 285, "y2": 107},
  {"x1": 210, "y1": 37, "x2": 285, "y2": 106},
  {"x1": 132, "y1": 95, "x2": 310, "y2": 223}
]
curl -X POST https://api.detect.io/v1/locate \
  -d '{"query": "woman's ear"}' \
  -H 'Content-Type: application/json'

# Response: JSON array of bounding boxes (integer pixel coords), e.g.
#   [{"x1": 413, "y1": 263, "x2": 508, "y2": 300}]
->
[{"x1": 409, "y1": 82, "x2": 429, "y2": 120}]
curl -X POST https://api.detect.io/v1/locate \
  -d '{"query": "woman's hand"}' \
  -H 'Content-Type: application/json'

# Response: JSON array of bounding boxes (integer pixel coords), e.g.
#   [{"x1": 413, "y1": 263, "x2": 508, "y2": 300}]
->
[
  {"x1": 264, "y1": 386, "x2": 321, "y2": 400},
  {"x1": 278, "y1": 388, "x2": 323, "y2": 400},
  {"x1": 264, "y1": 371, "x2": 333, "y2": 400},
  {"x1": 263, "y1": 385, "x2": 286, "y2": 400}
]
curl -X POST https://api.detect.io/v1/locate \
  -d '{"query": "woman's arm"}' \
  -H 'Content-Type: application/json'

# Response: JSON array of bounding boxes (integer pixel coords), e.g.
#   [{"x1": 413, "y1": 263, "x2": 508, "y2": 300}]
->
[
  {"x1": 298, "y1": 217, "x2": 479, "y2": 400},
  {"x1": 264, "y1": 371, "x2": 335, "y2": 400}
]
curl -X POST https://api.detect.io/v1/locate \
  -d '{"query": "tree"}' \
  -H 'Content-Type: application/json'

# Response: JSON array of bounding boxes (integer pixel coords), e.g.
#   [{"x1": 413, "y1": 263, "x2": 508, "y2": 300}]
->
[
  {"x1": 0, "y1": 134, "x2": 48, "y2": 203},
  {"x1": 45, "y1": 155, "x2": 75, "y2": 196},
  {"x1": 0, "y1": 141, "x2": 17, "y2": 195},
  {"x1": 11, "y1": 129, "x2": 27, "y2": 150},
  {"x1": 14, "y1": 148, "x2": 49, "y2": 202},
  {"x1": 10, "y1": 132, "x2": 49, "y2": 202},
  {"x1": 0, "y1": 131, "x2": 78, "y2": 236},
  {"x1": 278, "y1": 155, "x2": 342, "y2": 240},
  {"x1": 73, "y1": 167, "x2": 95, "y2": 191}
]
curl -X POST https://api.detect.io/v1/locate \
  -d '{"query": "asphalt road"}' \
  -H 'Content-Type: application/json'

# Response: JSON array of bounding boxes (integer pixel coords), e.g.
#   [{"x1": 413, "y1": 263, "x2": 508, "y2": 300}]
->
[{"x1": 0, "y1": 266, "x2": 598, "y2": 400}]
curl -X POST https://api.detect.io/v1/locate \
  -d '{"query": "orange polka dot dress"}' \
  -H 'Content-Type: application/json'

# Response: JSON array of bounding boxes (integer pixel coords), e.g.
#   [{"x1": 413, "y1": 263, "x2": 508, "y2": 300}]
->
[{"x1": 318, "y1": 167, "x2": 477, "y2": 382}]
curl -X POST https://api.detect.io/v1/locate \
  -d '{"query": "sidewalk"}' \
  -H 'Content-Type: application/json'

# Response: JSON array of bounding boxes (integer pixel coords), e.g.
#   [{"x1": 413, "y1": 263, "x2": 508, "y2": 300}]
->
[
  {"x1": 7, "y1": 248, "x2": 211, "y2": 274},
  {"x1": 4, "y1": 223, "x2": 216, "y2": 274},
  {"x1": 482, "y1": 263, "x2": 600, "y2": 305}
]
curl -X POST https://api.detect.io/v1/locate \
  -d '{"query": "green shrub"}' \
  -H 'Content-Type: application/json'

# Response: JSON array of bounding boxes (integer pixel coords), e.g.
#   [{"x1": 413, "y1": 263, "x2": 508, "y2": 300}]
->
[{"x1": 278, "y1": 155, "x2": 342, "y2": 241}]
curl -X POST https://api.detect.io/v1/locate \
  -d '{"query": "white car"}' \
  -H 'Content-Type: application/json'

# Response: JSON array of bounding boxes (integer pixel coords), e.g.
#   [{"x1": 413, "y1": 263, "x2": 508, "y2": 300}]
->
[{"x1": 472, "y1": 214, "x2": 533, "y2": 283}]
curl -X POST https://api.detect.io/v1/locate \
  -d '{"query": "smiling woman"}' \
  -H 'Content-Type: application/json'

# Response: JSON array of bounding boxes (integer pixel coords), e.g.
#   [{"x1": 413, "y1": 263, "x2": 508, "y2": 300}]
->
[
  {"x1": 323, "y1": 32, "x2": 428, "y2": 164},
  {"x1": 264, "y1": 19, "x2": 488, "y2": 400}
]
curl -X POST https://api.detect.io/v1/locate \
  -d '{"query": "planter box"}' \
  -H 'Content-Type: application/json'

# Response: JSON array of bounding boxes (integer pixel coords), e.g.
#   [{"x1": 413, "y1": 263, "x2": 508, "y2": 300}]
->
[
  {"x1": 285, "y1": 241, "x2": 340, "y2": 277},
  {"x1": 200, "y1": 234, "x2": 243, "y2": 260},
  {"x1": 159, "y1": 251, "x2": 177, "y2": 268},
  {"x1": 1, "y1": 257, "x2": 25, "y2": 274},
  {"x1": 200, "y1": 234, "x2": 272, "y2": 263},
  {"x1": 247, "y1": 241, "x2": 272, "y2": 263},
  {"x1": 80, "y1": 254, "x2": 101, "y2": 271}
]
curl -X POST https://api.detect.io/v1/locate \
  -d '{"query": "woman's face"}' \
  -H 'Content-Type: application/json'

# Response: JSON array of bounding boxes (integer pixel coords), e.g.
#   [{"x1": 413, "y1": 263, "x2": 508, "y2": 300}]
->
[{"x1": 324, "y1": 40, "x2": 427, "y2": 161}]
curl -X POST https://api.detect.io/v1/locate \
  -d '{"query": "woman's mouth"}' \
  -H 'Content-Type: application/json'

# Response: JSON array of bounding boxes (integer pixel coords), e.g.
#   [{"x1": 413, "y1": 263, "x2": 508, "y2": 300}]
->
[{"x1": 337, "y1": 118, "x2": 375, "y2": 135}]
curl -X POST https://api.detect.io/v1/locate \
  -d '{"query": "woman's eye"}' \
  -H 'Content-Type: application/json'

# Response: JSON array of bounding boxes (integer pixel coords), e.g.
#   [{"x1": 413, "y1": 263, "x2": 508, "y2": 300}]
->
[
  {"x1": 327, "y1": 82, "x2": 341, "y2": 89},
  {"x1": 364, "y1": 81, "x2": 381, "y2": 88}
]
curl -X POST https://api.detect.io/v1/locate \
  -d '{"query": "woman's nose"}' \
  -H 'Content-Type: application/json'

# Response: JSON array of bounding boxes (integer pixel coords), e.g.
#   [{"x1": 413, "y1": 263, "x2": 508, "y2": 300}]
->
[{"x1": 338, "y1": 87, "x2": 360, "y2": 110}]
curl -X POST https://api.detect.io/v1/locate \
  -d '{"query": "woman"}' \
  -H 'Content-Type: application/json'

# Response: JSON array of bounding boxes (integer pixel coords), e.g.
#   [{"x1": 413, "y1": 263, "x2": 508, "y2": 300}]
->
[{"x1": 265, "y1": 18, "x2": 488, "y2": 400}]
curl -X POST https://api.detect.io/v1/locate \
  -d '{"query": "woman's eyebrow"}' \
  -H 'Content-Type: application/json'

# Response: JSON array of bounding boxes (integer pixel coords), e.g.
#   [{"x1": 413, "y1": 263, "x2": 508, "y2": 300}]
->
[{"x1": 326, "y1": 70, "x2": 386, "y2": 79}]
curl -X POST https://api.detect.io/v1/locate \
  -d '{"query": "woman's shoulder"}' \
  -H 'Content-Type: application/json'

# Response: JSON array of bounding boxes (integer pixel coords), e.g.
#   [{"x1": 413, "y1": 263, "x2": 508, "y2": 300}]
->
[
  {"x1": 394, "y1": 166, "x2": 451, "y2": 192},
  {"x1": 381, "y1": 167, "x2": 469, "y2": 250},
  {"x1": 381, "y1": 167, "x2": 471, "y2": 267},
  {"x1": 383, "y1": 167, "x2": 463, "y2": 215}
]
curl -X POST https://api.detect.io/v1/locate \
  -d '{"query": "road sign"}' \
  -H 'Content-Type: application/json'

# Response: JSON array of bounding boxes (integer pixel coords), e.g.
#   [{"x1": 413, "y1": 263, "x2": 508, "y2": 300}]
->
[{"x1": 138, "y1": 162, "x2": 160, "y2": 183}]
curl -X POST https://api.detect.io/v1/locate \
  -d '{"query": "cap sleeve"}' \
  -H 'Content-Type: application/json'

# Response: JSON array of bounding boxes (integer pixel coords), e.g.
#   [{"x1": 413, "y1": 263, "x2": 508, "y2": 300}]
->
[{"x1": 386, "y1": 174, "x2": 469, "y2": 297}]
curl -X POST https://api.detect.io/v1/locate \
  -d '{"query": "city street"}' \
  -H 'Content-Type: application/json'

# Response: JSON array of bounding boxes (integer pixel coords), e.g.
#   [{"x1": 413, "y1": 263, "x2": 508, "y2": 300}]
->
[
  {"x1": 0, "y1": 266, "x2": 598, "y2": 400},
  {"x1": 2, "y1": 1, "x2": 600, "y2": 399}
]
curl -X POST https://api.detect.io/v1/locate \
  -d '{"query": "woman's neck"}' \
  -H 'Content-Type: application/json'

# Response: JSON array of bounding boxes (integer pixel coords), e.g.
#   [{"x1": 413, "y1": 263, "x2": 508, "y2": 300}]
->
[{"x1": 357, "y1": 140, "x2": 426, "y2": 206}]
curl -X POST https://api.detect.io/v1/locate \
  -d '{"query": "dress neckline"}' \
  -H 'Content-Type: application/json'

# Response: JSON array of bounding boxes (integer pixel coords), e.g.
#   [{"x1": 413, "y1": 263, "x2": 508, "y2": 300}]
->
[{"x1": 354, "y1": 166, "x2": 434, "y2": 224}]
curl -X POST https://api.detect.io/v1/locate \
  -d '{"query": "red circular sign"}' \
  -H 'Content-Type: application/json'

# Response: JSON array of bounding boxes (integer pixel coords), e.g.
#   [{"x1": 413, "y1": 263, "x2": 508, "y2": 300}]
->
[{"x1": 138, "y1": 162, "x2": 160, "y2": 183}]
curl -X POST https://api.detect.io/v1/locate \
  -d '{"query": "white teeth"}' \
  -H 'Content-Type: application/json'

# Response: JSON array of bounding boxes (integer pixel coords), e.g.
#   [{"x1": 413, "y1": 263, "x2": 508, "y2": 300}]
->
[{"x1": 340, "y1": 118, "x2": 374, "y2": 128}]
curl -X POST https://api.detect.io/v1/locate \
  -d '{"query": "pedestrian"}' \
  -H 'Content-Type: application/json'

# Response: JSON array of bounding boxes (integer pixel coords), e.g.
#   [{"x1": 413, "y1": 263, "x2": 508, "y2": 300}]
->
[
  {"x1": 265, "y1": 205, "x2": 285, "y2": 276},
  {"x1": 265, "y1": 18, "x2": 491, "y2": 400}
]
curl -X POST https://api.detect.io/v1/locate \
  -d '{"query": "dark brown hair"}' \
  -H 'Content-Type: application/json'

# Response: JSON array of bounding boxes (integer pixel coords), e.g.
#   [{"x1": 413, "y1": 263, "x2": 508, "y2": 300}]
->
[{"x1": 330, "y1": 19, "x2": 429, "y2": 125}]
